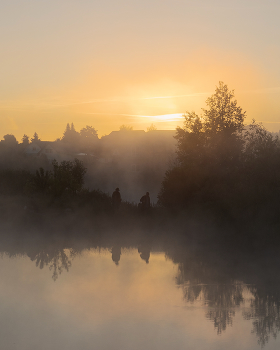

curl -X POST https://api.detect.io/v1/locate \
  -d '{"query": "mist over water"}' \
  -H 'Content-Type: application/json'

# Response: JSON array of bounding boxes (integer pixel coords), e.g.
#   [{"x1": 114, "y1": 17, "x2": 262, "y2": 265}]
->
[
  {"x1": 1, "y1": 0, "x2": 280, "y2": 345},
  {"x1": 2, "y1": 83, "x2": 280, "y2": 349},
  {"x1": 1, "y1": 227, "x2": 280, "y2": 350}
]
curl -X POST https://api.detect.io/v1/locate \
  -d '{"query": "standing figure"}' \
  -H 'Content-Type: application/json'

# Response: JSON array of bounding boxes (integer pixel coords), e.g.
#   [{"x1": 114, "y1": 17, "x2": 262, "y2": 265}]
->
[
  {"x1": 140, "y1": 192, "x2": 150, "y2": 211},
  {"x1": 112, "y1": 187, "x2": 122, "y2": 211}
]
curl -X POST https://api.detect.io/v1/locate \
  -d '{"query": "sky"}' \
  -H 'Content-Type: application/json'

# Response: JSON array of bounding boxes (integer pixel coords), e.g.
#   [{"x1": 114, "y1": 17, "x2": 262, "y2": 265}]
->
[{"x1": 1, "y1": 0, "x2": 280, "y2": 141}]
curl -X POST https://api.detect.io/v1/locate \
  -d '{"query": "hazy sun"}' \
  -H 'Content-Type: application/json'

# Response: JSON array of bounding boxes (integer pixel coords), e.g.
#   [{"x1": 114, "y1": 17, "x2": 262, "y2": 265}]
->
[{"x1": 144, "y1": 113, "x2": 183, "y2": 122}]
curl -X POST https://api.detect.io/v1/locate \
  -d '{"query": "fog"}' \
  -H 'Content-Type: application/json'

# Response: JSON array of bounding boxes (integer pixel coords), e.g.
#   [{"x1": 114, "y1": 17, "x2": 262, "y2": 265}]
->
[
  {"x1": 0, "y1": 128, "x2": 176, "y2": 203},
  {"x1": 1, "y1": 225, "x2": 280, "y2": 349},
  {"x1": 2, "y1": 84, "x2": 280, "y2": 349}
]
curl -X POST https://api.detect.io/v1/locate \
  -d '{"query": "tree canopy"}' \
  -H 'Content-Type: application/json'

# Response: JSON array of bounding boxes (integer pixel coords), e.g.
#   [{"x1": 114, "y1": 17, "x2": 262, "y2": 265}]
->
[
  {"x1": 2, "y1": 134, "x2": 18, "y2": 147},
  {"x1": 31, "y1": 132, "x2": 40, "y2": 143},
  {"x1": 32, "y1": 159, "x2": 87, "y2": 196},
  {"x1": 175, "y1": 82, "x2": 246, "y2": 167},
  {"x1": 158, "y1": 82, "x2": 280, "y2": 220},
  {"x1": 80, "y1": 125, "x2": 98, "y2": 140},
  {"x1": 119, "y1": 124, "x2": 133, "y2": 131},
  {"x1": 147, "y1": 124, "x2": 157, "y2": 132},
  {"x1": 21, "y1": 134, "x2": 29, "y2": 145},
  {"x1": 62, "y1": 123, "x2": 80, "y2": 144}
]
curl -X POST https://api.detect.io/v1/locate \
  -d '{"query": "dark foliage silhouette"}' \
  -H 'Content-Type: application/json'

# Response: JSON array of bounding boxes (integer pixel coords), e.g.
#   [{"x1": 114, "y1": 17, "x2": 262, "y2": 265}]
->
[
  {"x1": 158, "y1": 82, "x2": 280, "y2": 221},
  {"x1": 31, "y1": 132, "x2": 40, "y2": 143},
  {"x1": 50, "y1": 159, "x2": 87, "y2": 196}
]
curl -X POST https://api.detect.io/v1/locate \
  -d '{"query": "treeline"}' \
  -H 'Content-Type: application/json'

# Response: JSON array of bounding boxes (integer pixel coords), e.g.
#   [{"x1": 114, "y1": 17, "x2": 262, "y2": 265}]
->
[
  {"x1": 1, "y1": 123, "x2": 157, "y2": 151},
  {"x1": 2, "y1": 82, "x2": 280, "y2": 225},
  {"x1": 0, "y1": 123, "x2": 100, "y2": 174},
  {"x1": 158, "y1": 82, "x2": 280, "y2": 223},
  {"x1": 1, "y1": 123, "x2": 99, "y2": 154},
  {"x1": 0, "y1": 159, "x2": 117, "y2": 229},
  {"x1": 0, "y1": 159, "x2": 84, "y2": 196}
]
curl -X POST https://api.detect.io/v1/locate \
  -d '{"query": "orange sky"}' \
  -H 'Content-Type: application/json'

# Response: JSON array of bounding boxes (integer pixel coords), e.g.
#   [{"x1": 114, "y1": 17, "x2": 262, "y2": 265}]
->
[{"x1": 1, "y1": 0, "x2": 280, "y2": 141}]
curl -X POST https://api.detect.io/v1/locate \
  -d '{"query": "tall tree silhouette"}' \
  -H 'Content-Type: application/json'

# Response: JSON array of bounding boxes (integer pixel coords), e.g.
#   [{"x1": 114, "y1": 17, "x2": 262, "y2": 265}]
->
[
  {"x1": 62, "y1": 122, "x2": 80, "y2": 151},
  {"x1": 21, "y1": 134, "x2": 29, "y2": 146},
  {"x1": 31, "y1": 132, "x2": 40, "y2": 143},
  {"x1": 157, "y1": 82, "x2": 280, "y2": 220},
  {"x1": 80, "y1": 125, "x2": 98, "y2": 151},
  {"x1": 158, "y1": 82, "x2": 247, "y2": 210}
]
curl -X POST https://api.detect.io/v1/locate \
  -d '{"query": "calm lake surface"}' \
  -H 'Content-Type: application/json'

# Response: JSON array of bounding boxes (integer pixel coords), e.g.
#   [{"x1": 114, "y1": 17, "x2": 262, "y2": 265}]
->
[{"x1": 1, "y1": 230, "x2": 280, "y2": 350}]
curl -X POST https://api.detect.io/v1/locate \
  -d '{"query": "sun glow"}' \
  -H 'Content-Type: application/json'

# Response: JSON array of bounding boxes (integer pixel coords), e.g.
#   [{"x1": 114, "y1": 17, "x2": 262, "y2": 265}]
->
[{"x1": 140, "y1": 113, "x2": 183, "y2": 122}]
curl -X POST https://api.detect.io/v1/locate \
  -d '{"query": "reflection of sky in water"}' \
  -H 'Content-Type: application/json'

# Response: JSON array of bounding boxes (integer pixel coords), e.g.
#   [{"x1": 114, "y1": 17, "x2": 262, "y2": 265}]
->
[{"x1": 0, "y1": 248, "x2": 279, "y2": 350}]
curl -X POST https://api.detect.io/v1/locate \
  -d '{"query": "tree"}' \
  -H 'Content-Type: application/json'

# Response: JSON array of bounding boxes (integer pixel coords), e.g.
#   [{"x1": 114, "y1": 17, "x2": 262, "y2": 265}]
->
[
  {"x1": 244, "y1": 120, "x2": 279, "y2": 162},
  {"x1": 241, "y1": 120, "x2": 280, "y2": 214},
  {"x1": 33, "y1": 167, "x2": 50, "y2": 192},
  {"x1": 31, "y1": 132, "x2": 40, "y2": 143},
  {"x1": 158, "y1": 82, "x2": 247, "y2": 210},
  {"x1": 203, "y1": 81, "x2": 246, "y2": 136},
  {"x1": 119, "y1": 124, "x2": 133, "y2": 131},
  {"x1": 147, "y1": 123, "x2": 157, "y2": 132},
  {"x1": 70, "y1": 122, "x2": 75, "y2": 131},
  {"x1": 51, "y1": 159, "x2": 86, "y2": 196},
  {"x1": 175, "y1": 82, "x2": 246, "y2": 166},
  {"x1": 2, "y1": 134, "x2": 18, "y2": 146},
  {"x1": 175, "y1": 111, "x2": 207, "y2": 167},
  {"x1": 158, "y1": 84, "x2": 280, "y2": 221},
  {"x1": 64, "y1": 123, "x2": 71, "y2": 136},
  {"x1": 79, "y1": 125, "x2": 99, "y2": 153},
  {"x1": 80, "y1": 125, "x2": 98, "y2": 140},
  {"x1": 21, "y1": 134, "x2": 29, "y2": 146},
  {"x1": 30, "y1": 159, "x2": 87, "y2": 196},
  {"x1": 62, "y1": 122, "x2": 80, "y2": 145}
]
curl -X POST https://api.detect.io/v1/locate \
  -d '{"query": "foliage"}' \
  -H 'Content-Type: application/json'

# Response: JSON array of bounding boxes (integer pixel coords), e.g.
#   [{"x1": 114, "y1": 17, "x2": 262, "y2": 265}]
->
[
  {"x1": 175, "y1": 82, "x2": 246, "y2": 167},
  {"x1": 119, "y1": 124, "x2": 133, "y2": 131},
  {"x1": 158, "y1": 82, "x2": 280, "y2": 220},
  {"x1": 30, "y1": 159, "x2": 87, "y2": 196},
  {"x1": 244, "y1": 120, "x2": 279, "y2": 162},
  {"x1": 202, "y1": 81, "x2": 246, "y2": 136},
  {"x1": 1, "y1": 134, "x2": 18, "y2": 147},
  {"x1": 61, "y1": 123, "x2": 100, "y2": 153},
  {"x1": 80, "y1": 125, "x2": 98, "y2": 140},
  {"x1": 147, "y1": 123, "x2": 157, "y2": 132},
  {"x1": 80, "y1": 125, "x2": 98, "y2": 151},
  {"x1": 34, "y1": 168, "x2": 51, "y2": 193},
  {"x1": 31, "y1": 132, "x2": 40, "y2": 143},
  {"x1": 51, "y1": 159, "x2": 87, "y2": 196},
  {"x1": 62, "y1": 123, "x2": 80, "y2": 145},
  {"x1": 21, "y1": 134, "x2": 29, "y2": 145}
]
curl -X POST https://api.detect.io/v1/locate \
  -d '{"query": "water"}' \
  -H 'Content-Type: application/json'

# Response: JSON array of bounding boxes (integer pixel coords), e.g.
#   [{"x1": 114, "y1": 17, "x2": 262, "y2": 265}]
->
[{"x1": 0, "y1": 232, "x2": 280, "y2": 350}]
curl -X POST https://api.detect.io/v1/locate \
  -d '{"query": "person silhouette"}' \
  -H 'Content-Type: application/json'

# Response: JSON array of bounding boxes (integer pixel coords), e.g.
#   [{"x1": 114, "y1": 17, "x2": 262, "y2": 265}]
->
[
  {"x1": 140, "y1": 192, "x2": 150, "y2": 211},
  {"x1": 112, "y1": 188, "x2": 121, "y2": 211}
]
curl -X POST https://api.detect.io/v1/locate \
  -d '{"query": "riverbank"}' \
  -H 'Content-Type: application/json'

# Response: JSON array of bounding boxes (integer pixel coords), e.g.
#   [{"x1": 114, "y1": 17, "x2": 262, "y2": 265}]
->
[{"x1": 1, "y1": 192, "x2": 280, "y2": 254}]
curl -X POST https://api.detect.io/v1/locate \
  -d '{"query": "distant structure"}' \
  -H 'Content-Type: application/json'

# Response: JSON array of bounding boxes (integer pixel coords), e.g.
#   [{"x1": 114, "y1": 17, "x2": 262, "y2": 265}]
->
[
  {"x1": 21, "y1": 129, "x2": 177, "y2": 202},
  {"x1": 24, "y1": 141, "x2": 74, "y2": 163}
]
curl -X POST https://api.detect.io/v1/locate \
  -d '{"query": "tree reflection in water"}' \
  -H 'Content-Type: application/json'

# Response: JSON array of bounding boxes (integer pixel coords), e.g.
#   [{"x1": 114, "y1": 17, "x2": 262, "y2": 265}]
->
[
  {"x1": 27, "y1": 248, "x2": 76, "y2": 281},
  {"x1": 175, "y1": 260, "x2": 244, "y2": 334},
  {"x1": 204, "y1": 283, "x2": 243, "y2": 334},
  {"x1": 243, "y1": 285, "x2": 280, "y2": 347},
  {"x1": 1, "y1": 229, "x2": 280, "y2": 347},
  {"x1": 170, "y1": 245, "x2": 280, "y2": 346}
]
